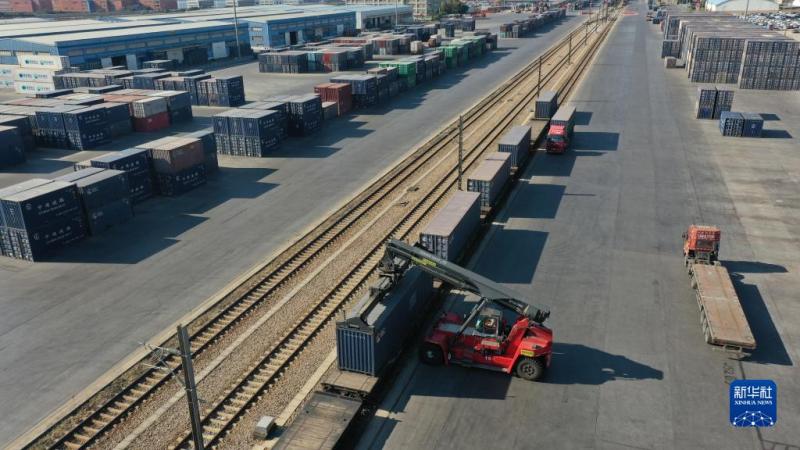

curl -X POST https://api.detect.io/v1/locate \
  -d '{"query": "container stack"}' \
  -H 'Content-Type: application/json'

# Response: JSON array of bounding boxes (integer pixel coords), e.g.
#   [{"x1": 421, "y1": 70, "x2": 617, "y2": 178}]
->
[
  {"x1": 662, "y1": 12, "x2": 800, "y2": 90},
  {"x1": 198, "y1": 76, "x2": 245, "y2": 107},
  {"x1": 372, "y1": 36, "x2": 401, "y2": 55},
  {"x1": 132, "y1": 97, "x2": 170, "y2": 132},
  {"x1": 287, "y1": 94, "x2": 323, "y2": 137},
  {"x1": 258, "y1": 51, "x2": 309, "y2": 73},
  {"x1": 151, "y1": 91, "x2": 193, "y2": 124},
  {"x1": 0, "y1": 126, "x2": 26, "y2": 168},
  {"x1": 35, "y1": 105, "x2": 82, "y2": 148},
  {"x1": 533, "y1": 91, "x2": 558, "y2": 119},
  {"x1": 498, "y1": 125, "x2": 531, "y2": 169},
  {"x1": 0, "y1": 114, "x2": 35, "y2": 152},
  {"x1": 0, "y1": 180, "x2": 86, "y2": 261},
  {"x1": 714, "y1": 88, "x2": 734, "y2": 119},
  {"x1": 0, "y1": 179, "x2": 51, "y2": 257},
  {"x1": 330, "y1": 75, "x2": 378, "y2": 109},
  {"x1": 696, "y1": 87, "x2": 717, "y2": 119},
  {"x1": 143, "y1": 59, "x2": 176, "y2": 71},
  {"x1": 739, "y1": 40, "x2": 800, "y2": 90},
  {"x1": 661, "y1": 40, "x2": 680, "y2": 58},
  {"x1": 185, "y1": 129, "x2": 219, "y2": 174},
  {"x1": 138, "y1": 137, "x2": 207, "y2": 196},
  {"x1": 378, "y1": 61, "x2": 416, "y2": 88},
  {"x1": 89, "y1": 148, "x2": 155, "y2": 204},
  {"x1": 719, "y1": 111, "x2": 744, "y2": 137},
  {"x1": 62, "y1": 104, "x2": 111, "y2": 150},
  {"x1": 313, "y1": 83, "x2": 353, "y2": 116},
  {"x1": 56, "y1": 169, "x2": 133, "y2": 236},
  {"x1": 213, "y1": 109, "x2": 284, "y2": 157},
  {"x1": 133, "y1": 73, "x2": 170, "y2": 90},
  {"x1": 467, "y1": 152, "x2": 511, "y2": 211},
  {"x1": 740, "y1": 112, "x2": 764, "y2": 137},
  {"x1": 419, "y1": 190, "x2": 480, "y2": 262}
]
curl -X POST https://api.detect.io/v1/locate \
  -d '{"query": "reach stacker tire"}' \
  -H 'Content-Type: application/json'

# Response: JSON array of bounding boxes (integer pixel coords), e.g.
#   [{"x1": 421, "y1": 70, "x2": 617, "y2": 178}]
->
[{"x1": 515, "y1": 357, "x2": 546, "y2": 381}]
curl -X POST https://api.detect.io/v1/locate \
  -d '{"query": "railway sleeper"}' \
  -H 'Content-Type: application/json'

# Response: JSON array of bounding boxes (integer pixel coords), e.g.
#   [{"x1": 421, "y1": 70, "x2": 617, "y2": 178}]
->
[{"x1": 64, "y1": 441, "x2": 83, "y2": 450}]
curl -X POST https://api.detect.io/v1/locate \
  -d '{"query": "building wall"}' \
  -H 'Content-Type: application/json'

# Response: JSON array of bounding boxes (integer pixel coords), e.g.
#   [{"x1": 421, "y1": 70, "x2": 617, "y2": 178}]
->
[
  {"x1": 706, "y1": 0, "x2": 778, "y2": 10},
  {"x1": 345, "y1": 0, "x2": 435, "y2": 20},
  {"x1": 249, "y1": 12, "x2": 356, "y2": 48}
]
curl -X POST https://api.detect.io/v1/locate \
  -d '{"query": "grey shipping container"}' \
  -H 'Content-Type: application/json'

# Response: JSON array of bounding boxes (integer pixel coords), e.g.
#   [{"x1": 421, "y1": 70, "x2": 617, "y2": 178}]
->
[
  {"x1": 336, "y1": 266, "x2": 433, "y2": 376},
  {"x1": 419, "y1": 190, "x2": 480, "y2": 262},
  {"x1": 54, "y1": 167, "x2": 105, "y2": 183},
  {"x1": 132, "y1": 97, "x2": 168, "y2": 118},
  {"x1": 497, "y1": 125, "x2": 531, "y2": 168},
  {"x1": 467, "y1": 154, "x2": 511, "y2": 210},
  {"x1": 533, "y1": 90, "x2": 558, "y2": 119}
]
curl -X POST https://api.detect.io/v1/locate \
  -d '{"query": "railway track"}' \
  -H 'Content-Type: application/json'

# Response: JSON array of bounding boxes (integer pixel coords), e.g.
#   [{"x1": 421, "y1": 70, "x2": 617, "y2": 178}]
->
[
  {"x1": 169, "y1": 12, "x2": 619, "y2": 450},
  {"x1": 30, "y1": 11, "x2": 616, "y2": 450}
]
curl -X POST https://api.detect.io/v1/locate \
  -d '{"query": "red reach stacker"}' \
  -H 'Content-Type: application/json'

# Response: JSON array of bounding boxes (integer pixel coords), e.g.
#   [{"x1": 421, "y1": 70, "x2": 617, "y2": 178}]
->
[
  {"x1": 381, "y1": 239, "x2": 553, "y2": 381},
  {"x1": 682, "y1": 225, "x2": 756, "y2": 357}
]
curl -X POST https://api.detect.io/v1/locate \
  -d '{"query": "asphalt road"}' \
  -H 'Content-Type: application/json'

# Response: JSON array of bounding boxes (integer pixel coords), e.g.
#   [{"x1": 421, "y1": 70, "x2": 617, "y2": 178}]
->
[
  {"x1": 356, "y1": 3, "x2": 800, "y2": 449},
  {"x1": 0, "y1": 14, "x2": 589, "y2": 447}
]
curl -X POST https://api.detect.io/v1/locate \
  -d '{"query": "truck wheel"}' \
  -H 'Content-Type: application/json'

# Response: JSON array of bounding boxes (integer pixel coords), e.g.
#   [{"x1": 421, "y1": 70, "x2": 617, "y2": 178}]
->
[
  {"x1": 515, "y1": 357, "x2": 546, "y2": 381},
  {"x1": 419, "y1": 343, "x2": 444, "y2": 365}
]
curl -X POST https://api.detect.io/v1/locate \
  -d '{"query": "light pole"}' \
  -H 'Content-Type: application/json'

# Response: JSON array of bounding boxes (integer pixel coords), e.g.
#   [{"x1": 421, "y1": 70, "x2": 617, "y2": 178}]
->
[{"x1": 232, "y1": 0, "x2": 242, "y2": 58}]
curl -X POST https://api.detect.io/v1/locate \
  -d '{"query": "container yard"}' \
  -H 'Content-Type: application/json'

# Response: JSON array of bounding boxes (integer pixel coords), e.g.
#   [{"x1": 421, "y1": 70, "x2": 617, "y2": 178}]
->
[{"x1": 4, "y1": 2, "x2": 800, "y2": 450}]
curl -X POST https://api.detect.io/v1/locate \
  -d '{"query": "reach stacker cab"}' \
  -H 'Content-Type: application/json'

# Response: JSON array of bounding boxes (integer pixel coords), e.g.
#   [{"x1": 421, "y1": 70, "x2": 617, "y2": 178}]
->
[
  {"x1": 546, "y1": 105, "x2": 576, "y2": 154},
  {"x1": 381, "y1": 239, "x2": 553, "y2": 381}
]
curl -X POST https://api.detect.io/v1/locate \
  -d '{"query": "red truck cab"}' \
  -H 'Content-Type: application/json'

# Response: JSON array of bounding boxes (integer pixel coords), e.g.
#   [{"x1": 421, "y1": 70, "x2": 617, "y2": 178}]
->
[
  {"x1": 545, "y1": 105, "x2": 576, "y2": 154},
  {"x1": 546, "y1": 125, "x2": 570, "y2": 153}
]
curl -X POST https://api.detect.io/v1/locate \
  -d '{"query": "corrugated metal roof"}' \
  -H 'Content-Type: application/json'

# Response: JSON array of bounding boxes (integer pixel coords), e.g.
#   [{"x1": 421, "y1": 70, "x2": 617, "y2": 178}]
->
[
  {"x1": 243, "y1": 9, "x2": 355, "y2": 23},
  {"x1": 17, "y1": 20, "x2": 239, "y2": 46},
  {"x1": 0, "y1": 19, "x2": 167, "y2": 39}
]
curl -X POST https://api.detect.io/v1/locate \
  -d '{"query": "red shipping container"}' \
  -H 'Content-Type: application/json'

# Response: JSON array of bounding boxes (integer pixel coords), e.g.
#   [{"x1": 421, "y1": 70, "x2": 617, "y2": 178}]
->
[
  {"x1": 133, "y1": 111, "x2": 170, "y2": 132},
  {"x1": 313, "y1": 82, "x2": 352, "y2": 116}
]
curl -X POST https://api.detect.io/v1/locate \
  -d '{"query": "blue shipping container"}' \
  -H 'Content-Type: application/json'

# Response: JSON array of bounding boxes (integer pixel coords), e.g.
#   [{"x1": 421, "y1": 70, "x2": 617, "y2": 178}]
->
[
  {"x1": 86, "y1": 197, "x2": 133, "y2": 235},
  {"x1": 7, "y1": 215, "x2": 86, "y2": 261},
  {"x1": 0, "y1": 181, "x2": 81, "y2": 230},
  {"x1": 155, "y1": 163, "x2": 206, "y2": 196},
  {"x1": 75, "y1": 170, "x2": 130, "y2": 211}
]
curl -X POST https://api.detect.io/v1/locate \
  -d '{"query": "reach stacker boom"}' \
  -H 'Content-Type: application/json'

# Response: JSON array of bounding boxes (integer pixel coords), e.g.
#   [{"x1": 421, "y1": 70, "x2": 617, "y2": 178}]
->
[{"x1": 380, "y1": 239, "x2": 553, "y2": 381}]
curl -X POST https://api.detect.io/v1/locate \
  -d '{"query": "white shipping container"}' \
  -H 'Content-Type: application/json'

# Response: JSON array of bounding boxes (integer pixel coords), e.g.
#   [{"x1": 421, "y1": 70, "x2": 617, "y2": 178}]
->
[
  {"x1": 13, "y1": 67, "x2": 66, "y2": 84},
  {"x1": 17, "y1": 53, "x2": 70, "y2": 70},
  {"x1": 0, "y1": 64, "x2": 16, "y2": 80},
  {"x1": 14, "y1": 81, "x2": 56, "y2": 94},
  {"x1": 132, "y1": 97, "x2": 167, "y2": 118}
]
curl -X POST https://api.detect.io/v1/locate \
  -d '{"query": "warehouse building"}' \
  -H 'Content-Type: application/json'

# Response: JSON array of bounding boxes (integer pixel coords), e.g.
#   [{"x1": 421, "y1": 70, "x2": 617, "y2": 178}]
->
[
  {"x1": 346, "y1": 0, "x2": 437, "y2": 20},
  {"x1": 0, "y1": 20, "x2": 249, "y2": 69},
  {"x1": 705, "y1": 0, "x2": 779, "y2": 11},
  {"x1": 349, "y1": 4, "x2": 413, "y2": 30},
  {"x1": 243, "y1": 10, "x2": 356, "y2": 48}
]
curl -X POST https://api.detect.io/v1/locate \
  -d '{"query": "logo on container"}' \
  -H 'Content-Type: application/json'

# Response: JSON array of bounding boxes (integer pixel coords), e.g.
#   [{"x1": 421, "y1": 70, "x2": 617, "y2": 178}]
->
[{"x1": 730, "y1": 380, "x2": 776, "y2": 428}]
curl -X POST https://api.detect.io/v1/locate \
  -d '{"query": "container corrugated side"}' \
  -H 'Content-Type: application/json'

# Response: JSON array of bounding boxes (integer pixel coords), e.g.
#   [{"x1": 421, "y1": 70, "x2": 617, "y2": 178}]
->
[
  {"x1": 336, "y1": 266, "x2": 433, "y2": 376},
  {"x1": 467, "y1": 157, "x2": 510, "y2": 210},
  {"x1": 419, "y1": 191, "x2": 480, "y2": 261}
]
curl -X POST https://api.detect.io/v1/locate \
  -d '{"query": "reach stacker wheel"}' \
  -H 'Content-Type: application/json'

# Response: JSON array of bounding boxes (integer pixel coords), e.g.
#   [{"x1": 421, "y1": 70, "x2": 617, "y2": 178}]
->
[{"x1": 515, "y1": 357, "x2": 546, "y2": 381}]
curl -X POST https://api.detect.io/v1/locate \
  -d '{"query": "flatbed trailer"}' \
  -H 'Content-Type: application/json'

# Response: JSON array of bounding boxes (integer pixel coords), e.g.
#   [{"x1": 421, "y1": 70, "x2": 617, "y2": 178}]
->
[{"x1": 688, "y1": 262, "x2": 756, "y2": 356}]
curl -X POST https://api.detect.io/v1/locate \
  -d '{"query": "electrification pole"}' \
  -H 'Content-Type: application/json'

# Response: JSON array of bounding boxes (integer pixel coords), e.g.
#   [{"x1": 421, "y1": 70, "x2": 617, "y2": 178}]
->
[
  {"x1": 568, "y1": 32, "x2": 572, "y2": 64},
  {"x1": 178, "y1": 326, "x2": 204, "y2": 450},
  {"x1": 538, "y1": 55, "x2": 542, "y2": 88}
]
